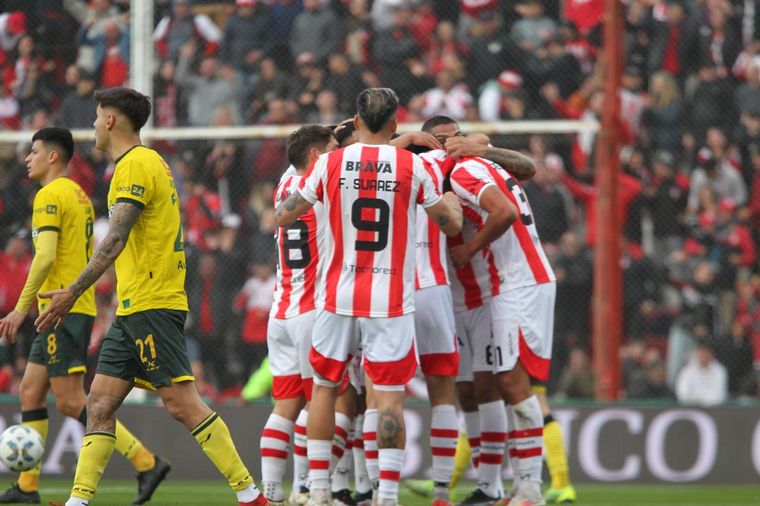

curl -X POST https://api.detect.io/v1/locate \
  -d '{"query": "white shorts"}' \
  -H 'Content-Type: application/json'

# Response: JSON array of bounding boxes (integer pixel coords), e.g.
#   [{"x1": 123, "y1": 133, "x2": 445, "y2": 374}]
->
[
  {"x1": 267, "y1": 311, "x2": 314, "y2": 400},
  {"x1": 415, "y1": 285, "x2": 458, "y2": 377},
  {"x1": 490, "y1": 282, "x2": 555, "y2": 380},
  {"x1": 454, "y1": 303, "x2": 493, "y2": 383},
  {"x1": 310, "y1": 310, "x2": 417, "y2": 389}
]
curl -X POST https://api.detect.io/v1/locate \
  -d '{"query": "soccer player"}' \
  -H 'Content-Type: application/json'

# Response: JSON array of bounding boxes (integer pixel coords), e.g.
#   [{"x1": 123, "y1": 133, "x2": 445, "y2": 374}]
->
[
  {"x1": 449, "y1": 145, "x2": 557, "y2": 506},
  {"x1": 0, "y1": 127, "x2": 168, "y2": 505},
  {"x1": 415, "y1": 117, "x2": 536, "y2": 506},
  {"x1": 34, "y1": 88, "x2": 266, "y2": 506},
  {"x1": 262, "y1": 125, "x2": 357, "y2": 506},
  {"x1": 274, "y1": 87, "x2": 463, "y2": 506}
]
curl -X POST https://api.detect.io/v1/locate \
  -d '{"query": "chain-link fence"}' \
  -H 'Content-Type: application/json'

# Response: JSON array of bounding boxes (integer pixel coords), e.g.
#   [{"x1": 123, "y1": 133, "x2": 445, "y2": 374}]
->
[{"x1": 0, "y1": 0, "x2": 758, "y2": 404}]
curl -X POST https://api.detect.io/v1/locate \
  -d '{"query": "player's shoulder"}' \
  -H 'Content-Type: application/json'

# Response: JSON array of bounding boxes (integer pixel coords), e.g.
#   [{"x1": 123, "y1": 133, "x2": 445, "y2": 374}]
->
[
  {"x1": 418, "y1": 148, "x2": 447, "y2": 164},
  {"x1": 117, "y1": 145, "x2": 169, "y2": 173}
]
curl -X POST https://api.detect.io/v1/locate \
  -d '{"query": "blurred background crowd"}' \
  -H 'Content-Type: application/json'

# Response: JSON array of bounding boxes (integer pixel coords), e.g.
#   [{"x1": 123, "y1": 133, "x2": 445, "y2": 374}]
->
[{"x1": 0, "y1": 0, "x2": 759, "y2": 405}]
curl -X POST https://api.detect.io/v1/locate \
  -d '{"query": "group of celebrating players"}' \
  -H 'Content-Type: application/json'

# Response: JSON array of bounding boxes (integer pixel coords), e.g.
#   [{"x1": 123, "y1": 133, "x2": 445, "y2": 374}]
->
[
  {"x1": 264, "y1": 87, "x2": 575, "y2": 506},
  {"x1": 0, "y1": 85, "x2": 575, "y2": 506}
]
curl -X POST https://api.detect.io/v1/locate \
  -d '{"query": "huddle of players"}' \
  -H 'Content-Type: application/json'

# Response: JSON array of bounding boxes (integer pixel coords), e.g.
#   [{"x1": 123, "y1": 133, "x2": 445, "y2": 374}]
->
[{"x1": 265, "y1": 87, "x2": 572, "y2": 506}]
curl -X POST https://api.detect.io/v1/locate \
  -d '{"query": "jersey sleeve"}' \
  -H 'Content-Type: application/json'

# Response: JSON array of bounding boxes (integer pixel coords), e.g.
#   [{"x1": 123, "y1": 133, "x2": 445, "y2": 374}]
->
[
  {"x1": 110, "y1": 158, "x2": 155, "y2": 209},
  {"x1": 297, "y1": 154, "x2": 326, "y2": 204},
  {"x1": 450, "y1": 160, "x2": 496, "y2": 207},
  {"x1": 32, "y1": 187, "x2": 62, "y2": 232},
  {"x1": 413, "y1": 154, "x2": 442, "y2": 208}
]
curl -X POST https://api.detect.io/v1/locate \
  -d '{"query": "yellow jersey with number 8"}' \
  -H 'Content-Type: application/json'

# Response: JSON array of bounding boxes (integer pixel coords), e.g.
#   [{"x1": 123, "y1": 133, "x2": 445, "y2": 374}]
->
[
  {"x1": 31, "y1": 177, "x2": 96, "y2": 316},
  {"x1": 107, "y1": 145, "x2": 188, "y2": 315}
]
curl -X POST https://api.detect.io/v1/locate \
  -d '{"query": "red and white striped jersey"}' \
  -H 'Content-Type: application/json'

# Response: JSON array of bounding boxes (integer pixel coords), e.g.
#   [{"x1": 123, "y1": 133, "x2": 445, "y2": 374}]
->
[
  {"x1": 298, "y1": 143, "x2": 441, "y2": 318},
  {"x1": 415, "y1": 149, "x2": 452, "y2": 290},
  {"x1": 449, "y1": 157, "x2": 555, "y2": 293},
  {"x1": 446, "y1": 217, "x2": 501, "y2": 312},
  {"x1": 271, "y1": 172, "x2": 324, "y2": 319}
]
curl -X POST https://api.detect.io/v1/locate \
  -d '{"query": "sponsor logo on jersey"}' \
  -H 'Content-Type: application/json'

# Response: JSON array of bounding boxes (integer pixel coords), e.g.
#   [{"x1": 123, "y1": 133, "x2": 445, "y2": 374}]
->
[{"x1": 130, "y1": 184, "x2": 145, "y2": 198}]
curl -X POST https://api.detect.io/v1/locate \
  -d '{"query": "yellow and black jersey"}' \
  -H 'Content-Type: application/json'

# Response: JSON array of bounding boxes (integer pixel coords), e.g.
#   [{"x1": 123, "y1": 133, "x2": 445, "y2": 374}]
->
[
  {"x1": 107, "y1": 145, "x2": 188, "y2": 316},
  {"x1": 31, "y1": 177, "x2": 96, "y2": 316}
]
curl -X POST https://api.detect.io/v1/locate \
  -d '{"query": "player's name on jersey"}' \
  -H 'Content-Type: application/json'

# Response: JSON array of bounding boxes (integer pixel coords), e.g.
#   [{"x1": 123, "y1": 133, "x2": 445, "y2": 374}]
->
[
  {"x1": 416, "y1": 240, "x2": 433, "y2": 249},
  {"x1": 339, "y1": 177, "x2": 400, "y2": 192},
  {"x1": 345, "y1": 159, "x2": 392, "y2": 173}
]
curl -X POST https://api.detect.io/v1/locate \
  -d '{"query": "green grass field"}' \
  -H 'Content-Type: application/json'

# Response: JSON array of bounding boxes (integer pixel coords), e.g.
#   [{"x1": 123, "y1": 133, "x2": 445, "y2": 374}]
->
[{"x1": 30, "y1": 480, "x2": 758, "y2": 506}]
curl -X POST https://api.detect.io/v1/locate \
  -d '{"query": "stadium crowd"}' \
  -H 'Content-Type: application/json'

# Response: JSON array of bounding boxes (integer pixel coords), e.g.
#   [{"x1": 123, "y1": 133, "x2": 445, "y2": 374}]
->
[{"x1": 0, "y1": 0, "x2": 759, "y2": 404}]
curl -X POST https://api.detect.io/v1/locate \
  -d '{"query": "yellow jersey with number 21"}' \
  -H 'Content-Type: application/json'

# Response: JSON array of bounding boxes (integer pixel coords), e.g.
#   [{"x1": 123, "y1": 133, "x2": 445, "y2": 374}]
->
[
  {"x1": 31, "y1": 177, "x2": 96, "y2": 316},
  {"x1": 107, "y1": 145, "x2": 188, "y2": 316}
]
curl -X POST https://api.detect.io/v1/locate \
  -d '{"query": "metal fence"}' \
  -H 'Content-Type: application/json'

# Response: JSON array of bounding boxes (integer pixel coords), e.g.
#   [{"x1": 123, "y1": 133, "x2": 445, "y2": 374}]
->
[{"x1": 0, "y1": 0, "x2": 758, "y2": 404}]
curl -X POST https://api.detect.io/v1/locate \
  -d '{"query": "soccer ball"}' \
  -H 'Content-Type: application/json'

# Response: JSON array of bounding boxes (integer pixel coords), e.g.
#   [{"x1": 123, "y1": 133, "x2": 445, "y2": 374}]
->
[{"x1": 0, "y1": 425, "x2": 45, "y2": 472}]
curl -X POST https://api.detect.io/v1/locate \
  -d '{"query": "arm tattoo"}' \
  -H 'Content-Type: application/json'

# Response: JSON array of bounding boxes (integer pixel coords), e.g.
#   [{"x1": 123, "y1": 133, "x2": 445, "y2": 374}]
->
[
  {"x1": 377, "y1": 409, "x2": 405, "y2": 448},
  {"x1": 70, "y1": 202, "x2": 141, "y2": 298},
  {"x1": 275, "y1": 192, "x2": 308, "y2": 217},
  {"x1": 437, "y1": 214, "x2": 450, "y2": 226},
  {"x1": 486, "y1": 147, "x2": 536, "y2": 180}
]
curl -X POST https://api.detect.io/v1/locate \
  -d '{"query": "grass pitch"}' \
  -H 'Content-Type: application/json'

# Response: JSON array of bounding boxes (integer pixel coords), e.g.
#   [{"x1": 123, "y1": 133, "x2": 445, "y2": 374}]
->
[{"x1": 32, "y1": 480, "x2": 758, "y2": 505}]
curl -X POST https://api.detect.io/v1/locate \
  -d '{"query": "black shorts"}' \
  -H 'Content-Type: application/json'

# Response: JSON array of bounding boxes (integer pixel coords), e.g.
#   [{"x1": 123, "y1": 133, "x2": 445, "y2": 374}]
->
[
  {"x1": 96, "y1": 310, "x2": 194, "y2": 390},
  {"x1": 29, "y1": 314, "x2": 92, "y2": 377}
]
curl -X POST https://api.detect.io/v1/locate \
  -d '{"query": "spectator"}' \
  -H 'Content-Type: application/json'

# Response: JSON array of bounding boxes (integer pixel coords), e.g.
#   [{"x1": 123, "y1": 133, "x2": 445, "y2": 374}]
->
[
  {"x1": 686, "y1": 60, "x2": 737, "y2": 142},
  {"x1": 523, "y1": 136, "x2": 571, "y2": 246},
  {"x1": 304, "y1": 89, "x2": 341, "y2": 124},
  {"x1": 153, "y1": 59, "x2": 183, "y2": 133},
  {"x1": 478, "y1": 70, "x2": 523, "y2": 122},
  {"x1": 716, "y1": 319, "x2": 755, "y2": 395},
  {"x1": 556, "y1": 347, "x2": 595, "y2": 399},
  {"x1": 552, "y1": 231, "x2": 593, "y2": 354},
  {"x1": 175, "y1": 41, "x2": 242, "y2": 126},
  {"x1": 93, "y1": 18, "x2": 130, "y2": 88},
  {"x1": 675, "y1": 340, "x2": 729, "y2": 405},
  {"x1": 735, "y1": 60, "x2": 760, "y2": 116},
  {"x1": 0, "y1": 12, "x2": 26, "y2": 58},
  {"x1": 56, "y1": 68, "x2": 97, "y2": 128},
  {"x1": 646, "y1": 0, "x2": 701, "y2": 79},
  {"x1": 219, "y1": 0, "x2": 271, "y2": 76},
  {"x1": 372, "y1": 4, "x2": 430, "y2": 104},
  {"x1": 640, "y1": 71, "x2": 684, "y2": 153},
  {"x1": 0, "y1": 83, "x2": 20, "y2": 130},
  {"x1": 466, "y1": 12, "x2": 525, "y2": 93},
  {"x1": 344, "y1": 0, "x2": 373, "y2": 66},
  {"x1": 201, "y1": 106, "x2": 248, "y2": 212},
  {"x1": 290, "y1": 0, "x2": 344, "y2": 65},
  {"x1": 699, "y1": 2, "x2": 742, "y2": 78},
  {"x1": 687, "y1": 147, "x2": 748, "y2": 212},
  {"x1": 325, "y1": 53, "x2": 376, "y2": 116},
  {"x1": 0, "y1": 229, "x2": 32, "y2": 318},
  {"x1": 153, "y1": 0, "x2": 221, "y2": 62},
  {"x1": 644, "y1": 150, "x2": 689, "y2": 261},
  {"x1": 511, "y1": 0, "x2": 557, "y2": 53},
  {"x1": 289, "y1": 52, "x2": 325, "y2": 121},
  {"x1": 415, "y1": 69, "x2": 475, "y2": 121},
  {"x1": 63, "y1": 0, "x2": 124, "y2": 72},
  {"x1": 235, "y1": 261, "x2": 275, "y2": 376},
  {"x1": 628, "y1": 358, "x2": 675, "y2": 400},
  {"x1": 458, "y1": 0, "x2": 499, "y2": 42},
  {"x1": 246, "y1": 57, "x2": 290, "y2": 123}
]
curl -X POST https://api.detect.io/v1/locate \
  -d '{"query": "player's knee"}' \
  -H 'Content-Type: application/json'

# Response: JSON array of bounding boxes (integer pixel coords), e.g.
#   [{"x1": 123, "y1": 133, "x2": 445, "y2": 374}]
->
[
  {"x1": 18, "y1": 379, "x2": 43, "y2": 406},
  {"x1": 495, "y1": 371, "x2": 531, "y2": 402},
  {"x1": 55, "y1": 396, "x2": 84, "y2": 418}
]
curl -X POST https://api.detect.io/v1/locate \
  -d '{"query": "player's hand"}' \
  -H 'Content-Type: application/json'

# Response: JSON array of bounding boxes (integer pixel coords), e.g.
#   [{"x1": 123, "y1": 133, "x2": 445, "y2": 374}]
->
[
  {"x1": 34, "y1": 288, "x2": 77, "y2": 332},
  {"x1": 391, "y1": 132, "x2": 442, "y2": 150},
  {"x1": 0, "y1": 310, "x2": 26, "y2": 343},
  {"x1": 449, "y1": 243, "x2": 474, "y2": 269},
  {"x1": 445, "y1": 136, "x2": 487, "y2": 159}
]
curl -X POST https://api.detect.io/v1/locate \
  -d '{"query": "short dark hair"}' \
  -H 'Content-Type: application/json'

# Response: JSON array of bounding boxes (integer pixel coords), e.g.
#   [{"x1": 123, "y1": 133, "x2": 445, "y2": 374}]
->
[
  {"x1": 94, "y1": 87, "x2": 152, "y2": 131},
  {"x1": 356, "y1": 88, "x2": 398, "y2": 133},
  {"x1": 32, "y1": 127, "x2": 74, "y2": 164},
  {"x1": 286, "y1": 125, "x2": 336, "y2": 170},
  {"x1": 335, "y1": 121, "x2": 356, "y2": 147},
  {"x1": 421, "y1": 115, "x2": 457, "y2": 133}
]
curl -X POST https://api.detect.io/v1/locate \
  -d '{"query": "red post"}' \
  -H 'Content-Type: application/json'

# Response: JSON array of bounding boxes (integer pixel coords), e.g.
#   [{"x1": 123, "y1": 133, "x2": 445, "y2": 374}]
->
[{"x1": 592, "y1": 0, "x2": 624, "y2": 400}]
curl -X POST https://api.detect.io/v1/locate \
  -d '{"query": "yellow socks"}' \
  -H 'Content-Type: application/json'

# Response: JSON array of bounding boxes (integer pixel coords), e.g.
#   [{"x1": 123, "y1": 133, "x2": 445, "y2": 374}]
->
[
  {"x1": 450, "y1": 431, "x2": 471, "y2": 491},
  {"x1": 114, "y1": 420, "x2": 156, "y2": 472},
  {"x1": 70, "y1": 432, "x2": 116, "y2": 501},
  {"x1": 18, "y1": 408, "x2": 49, "y2": 492},
  {"x1": 544, "y1": 415, "x2": 571, "y2": 489},
  {"x1": 192, "y1": 412, "x2": 253, "y2": 491}
]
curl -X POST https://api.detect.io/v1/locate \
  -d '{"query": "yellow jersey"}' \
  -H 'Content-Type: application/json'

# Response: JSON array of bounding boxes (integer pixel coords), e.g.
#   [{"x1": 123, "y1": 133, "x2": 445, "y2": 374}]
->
[
  {"x1": 31, "y1": 177, "x2": 96, "y2": 316},
  {"x1": 107, "y1": 145, "x2": 188, "y2": 315}
]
